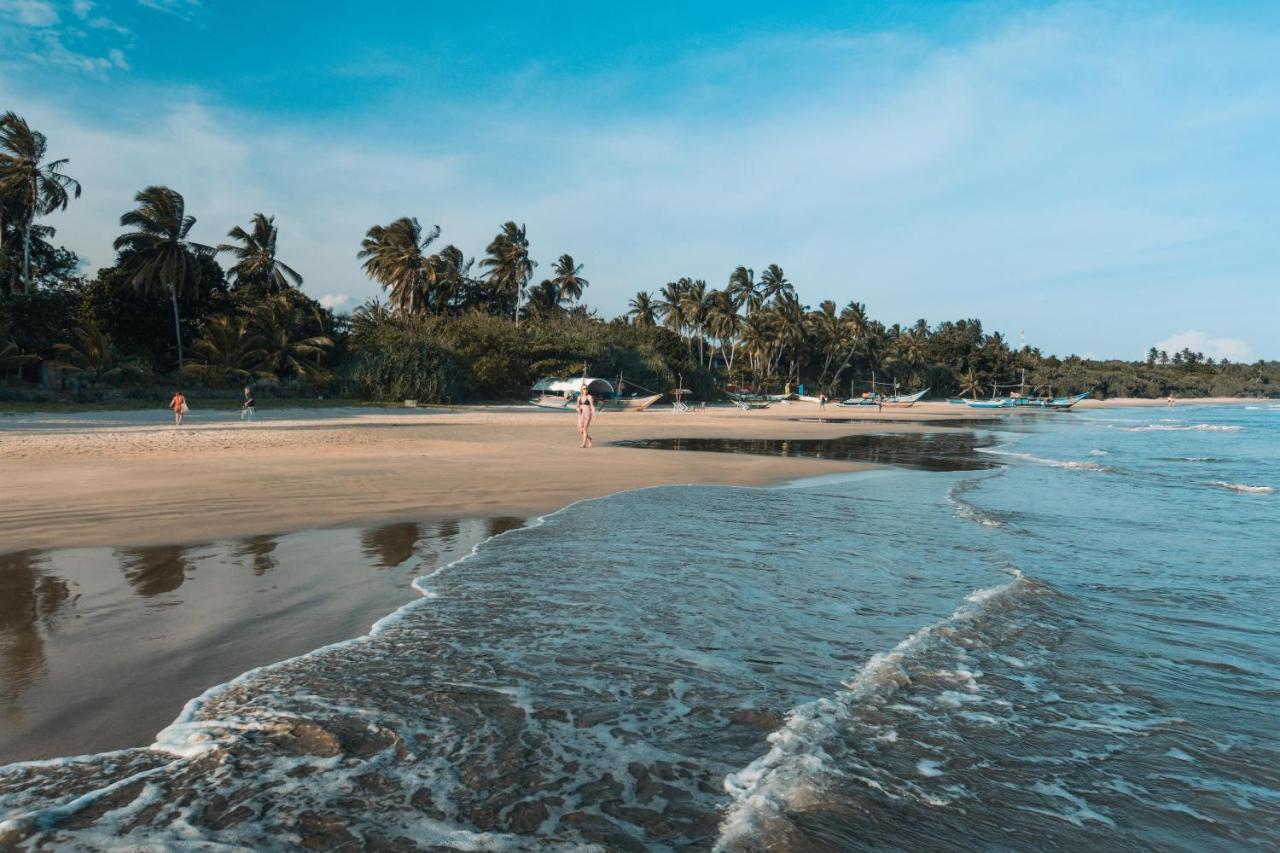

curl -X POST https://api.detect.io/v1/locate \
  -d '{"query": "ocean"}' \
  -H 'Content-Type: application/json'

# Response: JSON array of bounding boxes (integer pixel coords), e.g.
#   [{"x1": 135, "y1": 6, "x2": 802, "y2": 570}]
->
[{"x1": 1, "y1": 404, "x2": 1276, "y2": 850}]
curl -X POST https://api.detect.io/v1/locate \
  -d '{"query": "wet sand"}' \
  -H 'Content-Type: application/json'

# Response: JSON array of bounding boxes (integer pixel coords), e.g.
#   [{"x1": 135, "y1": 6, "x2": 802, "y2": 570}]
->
[{"x1": 0, "y1": 517, "x2": 524, "y2": 764}]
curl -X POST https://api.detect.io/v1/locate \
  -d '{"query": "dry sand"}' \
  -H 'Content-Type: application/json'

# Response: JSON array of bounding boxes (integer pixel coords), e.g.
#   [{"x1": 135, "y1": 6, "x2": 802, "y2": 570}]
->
[
  {"x1": 0, "y1": 396, "x2": 1255, "y2": 553},
  {"x1": 0, "y1": 402, "x2": 991, "y2": 553}
]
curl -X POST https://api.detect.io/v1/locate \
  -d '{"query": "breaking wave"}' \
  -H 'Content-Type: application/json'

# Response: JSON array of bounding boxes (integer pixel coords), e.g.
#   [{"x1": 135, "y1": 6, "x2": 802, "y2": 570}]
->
[{"x1": 1208, "y1": 481, "x2": 1274, "y2": 494}]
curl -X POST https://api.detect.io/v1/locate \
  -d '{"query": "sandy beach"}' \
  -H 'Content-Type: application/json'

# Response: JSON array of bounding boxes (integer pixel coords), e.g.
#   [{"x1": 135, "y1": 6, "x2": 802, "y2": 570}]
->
[{"x1": 0, "y1": 401, "x2": 997, "y2": 554}]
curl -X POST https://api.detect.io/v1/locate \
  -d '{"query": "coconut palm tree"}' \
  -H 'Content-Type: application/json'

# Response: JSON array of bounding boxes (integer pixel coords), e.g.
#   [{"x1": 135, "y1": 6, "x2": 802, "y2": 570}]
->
[
  {"x1": 960, "y1": 367, "x2": 982, "y2": 400},
  {"x1": 250, "y1": 293, "x2": 333, "y2": 382},
  {"x1": 727, "y1": 266, "x2": 759, "y2": 314},
  {"x1": 358, "y1": 217, "x2": 441, "y2": 316},
  {"x1": 522, "y1": 280, "x2": 563, "y2": 320},
  {"x1": 218, "y1": 213, "x2": 303, "y2": 295},
  {"x1": 828, "y1": 301, "x2": 870, "y2": 394},
  {"x1": 759, "y1": 264, "x2": 793, "y2": 304},
  {"x1": 113, "y1": 186, "x2": 214, "y2": 372},
  {"x1": 656, "y1": 280, "x2": 689, "y2": 344},
  {"x1": 49, "y1": 320, "x2": 140, "y2": 386},
  {"x1": 432, "y1": 245, "x2": 472, "y2": 313},
  {"x1": 0, "y1": 112, "x2": 81, "y2": 294},
  {"x1": 480, "y1": 221, "x2": 534, "y2": 325},
  {"x1": 680, "y1": 278, "x2": 710, "y2": 366},
  {"x1": 808, "y1": 300, "x2": 849, "y2": 391},
  {"x1": 627, "y1": 291, "x2": 657, "y2": 328},
  {"x1": 706, "y1": 288, "x2": 742, "y2": 372},
  {"x1": 182, "y1": 314, "x2": 268, "y2": 387},
  {"x1": 549, "y1": 254, "x2": 588, "y2": 304}
]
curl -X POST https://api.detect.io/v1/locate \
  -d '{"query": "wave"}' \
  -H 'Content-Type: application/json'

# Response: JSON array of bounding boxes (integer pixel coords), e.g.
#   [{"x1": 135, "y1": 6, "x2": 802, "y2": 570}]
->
[
  {"x1": 1161, "y1": 456, "x2": 1229, "y2": 463},
  {"x1": 946, "y1": 478, "x2": 1008, "y2": 528},
  {"x1": 715, "y1": 571, "x2": 1038, "y2": 850},
  {"x1": 1208, "y1": 481, "x2": 1274, "y2": 495},
  {"x1": 977, "y1": 448, "x2": 1111, "y2": 472},
  {"x1": 1088, "y1": 449, "x2": 1109, "y2": 456},
  {"x1": 1115, "y1": 424, "x2": 1243, "y2": 433}
]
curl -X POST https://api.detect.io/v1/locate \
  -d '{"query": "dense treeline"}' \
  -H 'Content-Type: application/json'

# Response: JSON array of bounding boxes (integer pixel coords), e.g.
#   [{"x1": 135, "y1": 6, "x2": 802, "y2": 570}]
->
[{"x1": 2, "y1": 111, "x2": 1276, "y2": 405}]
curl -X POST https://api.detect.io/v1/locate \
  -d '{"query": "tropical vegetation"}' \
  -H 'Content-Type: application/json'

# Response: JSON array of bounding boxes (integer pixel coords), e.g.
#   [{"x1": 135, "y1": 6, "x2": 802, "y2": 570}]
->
[{"x1": 1, "y1": 111, "x2": 1277, "y2": 407}]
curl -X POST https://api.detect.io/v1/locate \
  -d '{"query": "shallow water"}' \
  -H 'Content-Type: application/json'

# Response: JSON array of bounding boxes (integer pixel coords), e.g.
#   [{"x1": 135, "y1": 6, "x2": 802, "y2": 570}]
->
[
  {"x1": 1, "y1": 405, "x2": 1277, "y2": 850},
  {"x1": 0, "y1": 518, "x2": 523, "y2": 763},
  {"x1": 613, "y1": 430, "x2": 1003, "y2": 471}
]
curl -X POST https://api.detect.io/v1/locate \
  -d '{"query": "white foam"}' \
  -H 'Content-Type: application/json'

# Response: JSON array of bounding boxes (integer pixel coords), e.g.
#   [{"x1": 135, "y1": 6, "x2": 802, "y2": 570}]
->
[
  {"x1": 714, "y1": 571, "x2": 1028, "y2": 850},
  {"x1": 1208, "y1": 481, "x2": 1274, "y2": 494},
  {"x1": 916, "y1": 759, "x2": 944, "y2": 778},
  {"x1": 976, "y1": 449, "x2": 1110, "y2": 472},
  {"x1": 1115, "y1": 424, "x2": 1243, "y2": 432}
]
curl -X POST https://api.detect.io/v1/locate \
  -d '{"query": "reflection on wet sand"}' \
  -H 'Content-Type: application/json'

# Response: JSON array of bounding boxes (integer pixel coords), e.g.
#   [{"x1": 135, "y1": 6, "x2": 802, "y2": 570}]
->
[
  {"x1": 117, "y1": 544, "x2": 196, "y2": 596},
  {"x1": 614, "y1": 431, "x2": 1002, "y2": 472},
  {"x1": 0, "y1": 516, "x2": 525, "y2": 764},
  {"x1": 0, "y1": 551, "x2": 71, "y2": 707},
  {"x1": 233, "y1": 535, "x2": 279, "y2": 576},
  {"x1": 360, "y1": 522, "x2": 422, "y2": 569}
]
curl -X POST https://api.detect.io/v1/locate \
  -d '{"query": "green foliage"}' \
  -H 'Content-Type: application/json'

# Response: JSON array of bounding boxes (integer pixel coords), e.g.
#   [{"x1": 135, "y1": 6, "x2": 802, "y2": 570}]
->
[{"x1": 349, "y1": 318, "x2": 462, "y2": 403}]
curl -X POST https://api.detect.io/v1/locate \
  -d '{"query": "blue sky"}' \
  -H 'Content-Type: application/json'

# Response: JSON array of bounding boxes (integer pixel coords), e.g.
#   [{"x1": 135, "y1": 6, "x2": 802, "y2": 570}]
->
[{"x1": 2, "y1": 0, "x2": 1278, "y2": 360}]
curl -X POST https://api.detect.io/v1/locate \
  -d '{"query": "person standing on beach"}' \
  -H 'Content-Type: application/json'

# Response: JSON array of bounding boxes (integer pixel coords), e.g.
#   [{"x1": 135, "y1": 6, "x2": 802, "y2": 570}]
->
[
  {"x1": 819, "y1": 392, "x2": 827, "y2": 411},
  {"x1": 169, "y1": 390, "x2": 187, "y2": 427},
  {"x1": 576, "y1": 382, "x2": 597, "y2": 448},
  {"x1": 241, "y1": 386, "x2": 256, "y2": 421}
]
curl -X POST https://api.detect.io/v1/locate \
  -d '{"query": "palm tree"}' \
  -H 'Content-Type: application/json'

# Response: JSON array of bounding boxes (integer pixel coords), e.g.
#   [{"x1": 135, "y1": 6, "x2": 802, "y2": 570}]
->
[
  {"x1": 759, "y1": 264, "x2": 793, "y2": 304},
  {"x1": 960, "y1": 368, "x2": 982, "y2": 400},
  {"x1": 218, "y1": 213, "x2": 303, "y2": 295},
  {"x1": 480, "y1": 222, "x2": 534, "y2": 325},
  {"x1": 808, "y1": 300, "x2": 848, "y2": 391},
  {"x1": 113, "y1": 186, "x2": 213, "y2": 372},
  {"x1": 706, "y1": 288, "x2": 742, "y2": 372},
  {"x1": 49, "y1": 320, "x2": 139, "y2": 385},
  {"x1": 727, "y1": 266, "x2": 759, "y2": 314},
  {"x1": 627, "y1": 291, "x2": 657, "y2": 327},
  {"x1": 358, "y1": 217, "x2": 440, "y2": 315},
  {"x1": 656, "y1": 279, "x2": 689, "y2": 344},
  {"x1": 829, "y1": 301, "x2": 870, "y2": 394},
  {"x1": 250, "y1": 294, "x2": 333, "y2": 382},
  {"x1": 0, "y1": 112, "x2": 81, "y2": 294},
  {"x1": 549, "y1": 254, "x2": 588, "y2": 303},
  {"x1": 522, "y1": 280, "x2": 563, "y2": 320},
  {"x1": 182, "y1": 314, "x2": 267, "y2": 387},
  {"x1": 680, "y1": 278, "x2": 710, "y2": 366},
  {"x1": 432, "y1": 245, "x2": 472, "y2": 313}
]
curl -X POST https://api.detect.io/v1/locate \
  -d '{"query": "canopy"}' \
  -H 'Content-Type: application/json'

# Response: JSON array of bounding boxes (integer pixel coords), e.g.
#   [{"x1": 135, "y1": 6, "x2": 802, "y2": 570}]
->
[{"x1": 532, "y1": 377, "x2": 614, "y2": 396}]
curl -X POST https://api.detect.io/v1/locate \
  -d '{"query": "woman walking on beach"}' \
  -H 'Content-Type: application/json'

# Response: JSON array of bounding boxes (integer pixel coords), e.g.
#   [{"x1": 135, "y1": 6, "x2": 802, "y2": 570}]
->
[
  {"x1": 576, "y1": 382, "x2": 597, "y2": 448},
  {"x1": 169, "y1": 390, "x2": 187, "y2": 427}
]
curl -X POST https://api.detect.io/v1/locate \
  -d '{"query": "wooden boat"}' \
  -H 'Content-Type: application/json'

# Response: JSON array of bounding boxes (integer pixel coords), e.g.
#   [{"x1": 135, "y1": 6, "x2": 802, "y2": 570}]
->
[
  {"x1": 839, "y1": 388, "x2": 930, "y2": 408},
  {"x1": 1012, "y1": 392, "x2": 1089, "y2": 410},
  {"x1": 530, "y1": 377, "x2": 661, "y2": 412}
]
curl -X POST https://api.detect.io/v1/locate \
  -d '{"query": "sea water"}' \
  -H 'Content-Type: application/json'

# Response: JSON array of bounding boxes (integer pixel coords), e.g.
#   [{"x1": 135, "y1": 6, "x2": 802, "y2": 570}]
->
[{"x1": 0, "y1": 405, "x2": 1276, "y2": 850}]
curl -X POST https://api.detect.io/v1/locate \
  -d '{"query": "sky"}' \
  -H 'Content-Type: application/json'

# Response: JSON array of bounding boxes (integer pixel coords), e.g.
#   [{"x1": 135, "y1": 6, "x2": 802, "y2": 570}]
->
[{"x1": 1, "y1": 0, "x2": 1277, "y2": 360}]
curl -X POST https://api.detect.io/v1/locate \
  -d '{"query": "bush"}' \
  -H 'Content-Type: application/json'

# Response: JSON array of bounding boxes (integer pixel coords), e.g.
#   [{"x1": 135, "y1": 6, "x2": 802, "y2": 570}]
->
[{"x1": 350, "y1": 324, "x2": 463, "y2": 403}]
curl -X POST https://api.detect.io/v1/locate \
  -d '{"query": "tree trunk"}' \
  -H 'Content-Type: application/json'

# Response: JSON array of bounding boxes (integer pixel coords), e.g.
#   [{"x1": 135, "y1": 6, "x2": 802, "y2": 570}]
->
[
  {"x1": 22, "y1": 220, "x2": 31, "y2": 295},
  {"x1": 170, "y1": 284, "x2": 184, "y2": 372}
]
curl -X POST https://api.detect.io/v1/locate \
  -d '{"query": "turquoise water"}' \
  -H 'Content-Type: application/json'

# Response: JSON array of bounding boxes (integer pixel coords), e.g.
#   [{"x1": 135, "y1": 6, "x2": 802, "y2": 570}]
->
[{"x1": 0, "y1": 405, "x2": 1276, "y2": 850}]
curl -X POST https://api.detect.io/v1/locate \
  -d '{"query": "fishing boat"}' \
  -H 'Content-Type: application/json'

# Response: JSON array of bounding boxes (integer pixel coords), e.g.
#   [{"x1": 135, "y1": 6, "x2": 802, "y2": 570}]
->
[
  {"x1": 530, "y1": 377, "x2": 662, "y2": 412},
  {"x1": 1012, "y1": 392, "x2": 1090, "y2": 410},
  {"x1": 839, "y1": 387, "x2": 930, "y2": 408},
  {"x1": 724, "y1": 386, "x2": 773, "y2": 410}
]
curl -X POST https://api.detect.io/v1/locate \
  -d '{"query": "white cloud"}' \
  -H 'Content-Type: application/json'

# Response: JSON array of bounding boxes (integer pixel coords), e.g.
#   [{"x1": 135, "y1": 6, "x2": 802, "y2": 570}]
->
[
  {"x1": 0, "y1": 0, "x2": 58, "y2": 27},
  {"x1": 1154, "y1": 330, "x2": 1252, "y2": 362},
  {"x1": 71, "y1": 0, "x2": 92, "y2": 18},
  {"x1": 318, "y1": 294, "x2": 351, "y2": 311}
]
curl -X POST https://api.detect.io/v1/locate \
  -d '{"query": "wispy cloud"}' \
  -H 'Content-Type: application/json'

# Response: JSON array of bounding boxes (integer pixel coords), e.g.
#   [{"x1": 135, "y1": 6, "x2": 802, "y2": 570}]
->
[
  {"x1": 136, "y1": 0, "x2": 199, "y2": 19},
  {"x1": 1155, "y1": 330, "x2": 1252, "y2": 362},
  {"x1": 0, "y1": 0, "x2": 59, "y2": 27}
]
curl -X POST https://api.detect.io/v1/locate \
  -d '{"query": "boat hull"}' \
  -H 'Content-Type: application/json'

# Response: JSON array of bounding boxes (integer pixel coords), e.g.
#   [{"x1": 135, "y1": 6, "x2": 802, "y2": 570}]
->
[{"x1": 530, "y1": 393, "x2": 662, "y2": 412}]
